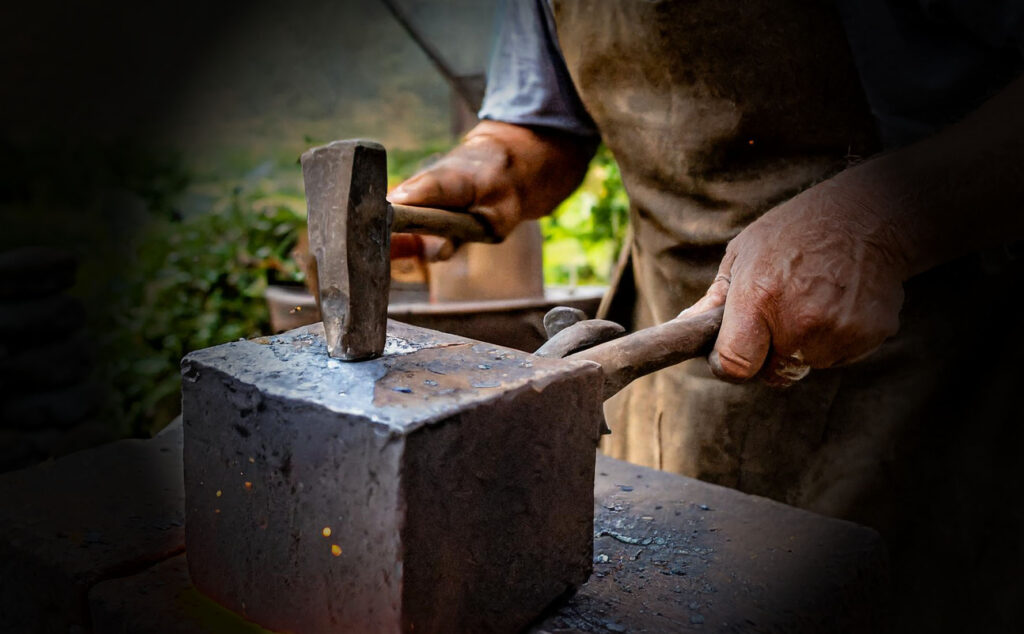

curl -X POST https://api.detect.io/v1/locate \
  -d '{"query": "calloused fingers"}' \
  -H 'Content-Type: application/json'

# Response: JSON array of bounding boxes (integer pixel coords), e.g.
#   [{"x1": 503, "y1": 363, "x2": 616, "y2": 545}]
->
[
  {"x1": 708, "y1": 290, "x2": 773, "y2": 383},
  {"x1": 679, "y1": 251, "x2": 773, "y2": 382}
]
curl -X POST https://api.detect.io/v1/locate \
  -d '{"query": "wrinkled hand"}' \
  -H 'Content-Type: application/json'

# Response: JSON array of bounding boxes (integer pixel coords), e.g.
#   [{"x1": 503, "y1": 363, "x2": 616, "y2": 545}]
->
[
  {"x1": 388, "y1": 120, "x2": 595, "y2": 261},
  {"x1": 681, "y1": 178, "x2": 909, "y2": 387}
]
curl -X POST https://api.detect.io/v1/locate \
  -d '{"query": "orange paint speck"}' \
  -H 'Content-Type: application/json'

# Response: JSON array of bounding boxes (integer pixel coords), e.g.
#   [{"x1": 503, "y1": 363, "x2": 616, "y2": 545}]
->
[
  {"x1": 748, "y1": 139, "x2": 755, "y2": 145},
  {"x1": 331, "y1": 544, "x2": 342, "y2": 556},
  {"x1": 244, "y1": 481, "x2": 253, "y2": 490},
  {"x1": 214, "y1": 508, "x2": 221, "y2": 514}
]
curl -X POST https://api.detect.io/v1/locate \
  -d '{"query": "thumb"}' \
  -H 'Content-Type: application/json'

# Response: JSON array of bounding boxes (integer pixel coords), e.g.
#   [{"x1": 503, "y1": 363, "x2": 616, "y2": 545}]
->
[
  {"x1": 703, "y1": 251, "x2": 771, "y2": 382},
  {"x1": 709, "y1": 295, "x2": 772, "y2": 382},
  {"x1": 389, "y1": 163, "x2": 476, "y2": 210}
]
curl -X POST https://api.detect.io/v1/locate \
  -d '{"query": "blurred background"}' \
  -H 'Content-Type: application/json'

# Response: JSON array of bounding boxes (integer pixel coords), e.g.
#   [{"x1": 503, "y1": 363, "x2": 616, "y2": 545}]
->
[{"x1": 0, "y1": 0, "x2": 627, "y2": 468}]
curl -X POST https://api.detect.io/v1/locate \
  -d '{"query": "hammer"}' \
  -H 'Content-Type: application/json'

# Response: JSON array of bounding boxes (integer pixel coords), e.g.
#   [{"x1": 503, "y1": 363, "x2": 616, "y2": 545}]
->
[
  {"x1": 301, "y1": 138, "x2": 729, "y2": 381},
  {"x1": 187, "y1": 198, "x2": 726, "y2": 633},
  {"x1": 301, "y1": 139, "x2": 500, "y2": 360}
]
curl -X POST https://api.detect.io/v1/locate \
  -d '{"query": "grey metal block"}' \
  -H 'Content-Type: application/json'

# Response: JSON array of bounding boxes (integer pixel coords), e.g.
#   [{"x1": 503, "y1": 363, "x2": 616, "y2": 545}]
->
[{"x1": 181, "y1": 320, "x2": 604, "y2": 633}]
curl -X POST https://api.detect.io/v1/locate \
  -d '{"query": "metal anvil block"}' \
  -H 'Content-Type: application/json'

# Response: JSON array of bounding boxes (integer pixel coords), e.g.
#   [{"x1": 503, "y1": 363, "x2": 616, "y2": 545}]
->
[{"x1": 181, "y1": 320, "x2": 603, "y2": 633}]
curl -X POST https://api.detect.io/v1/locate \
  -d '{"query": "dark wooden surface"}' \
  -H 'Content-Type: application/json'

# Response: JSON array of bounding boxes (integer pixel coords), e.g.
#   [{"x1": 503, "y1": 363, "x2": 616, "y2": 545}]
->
[
  {"x1": 531, "y1": 454, "x2": 888, "y2": 633},
  {"x1": 67, "y1": 423, "x2": 887, "y2": 633}
]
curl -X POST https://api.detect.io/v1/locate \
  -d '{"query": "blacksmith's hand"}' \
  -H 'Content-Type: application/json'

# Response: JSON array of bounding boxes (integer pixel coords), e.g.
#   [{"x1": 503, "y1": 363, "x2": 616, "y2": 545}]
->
[
  {"x1": 681, "y1": 74, "x2": 1024, "y2": 387},
  {"x1": 680, "y1": 178, "x2": 907, "y2": 387},
  {"x1": 388, "y1": 120, "x2": 596, "y2": 261}
]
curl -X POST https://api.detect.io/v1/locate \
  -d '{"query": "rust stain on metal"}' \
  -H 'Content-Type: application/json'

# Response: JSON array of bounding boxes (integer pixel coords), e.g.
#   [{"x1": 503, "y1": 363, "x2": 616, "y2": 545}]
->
[{"x1": 372, "y1": 344, "x2": 536, "y2": 408}]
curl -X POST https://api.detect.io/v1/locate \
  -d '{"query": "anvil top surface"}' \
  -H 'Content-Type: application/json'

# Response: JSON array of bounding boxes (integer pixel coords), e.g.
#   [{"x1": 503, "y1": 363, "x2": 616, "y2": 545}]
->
[{"x1": 182, "y1": 320, "x2": 595, "y2": 435}]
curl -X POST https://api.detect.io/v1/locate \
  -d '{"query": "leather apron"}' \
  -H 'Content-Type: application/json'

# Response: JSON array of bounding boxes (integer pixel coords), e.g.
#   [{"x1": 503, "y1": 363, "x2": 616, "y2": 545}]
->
[
  {"x1": 550, "y1": 2, "x2": 1024, "y2": 629},
  {"x1": 551, "y1": 0, "x2": 878, "y2": 493}
]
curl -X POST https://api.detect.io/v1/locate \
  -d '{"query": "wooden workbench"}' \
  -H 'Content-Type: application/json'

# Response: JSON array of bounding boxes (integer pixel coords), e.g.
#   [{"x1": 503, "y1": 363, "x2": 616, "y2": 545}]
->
[
  {"x1": 56, "y1": 422, "x2": 888, "y2": 633},
  {"x1": 530, "y1": 454, "x2": 887, "y2": 632}
]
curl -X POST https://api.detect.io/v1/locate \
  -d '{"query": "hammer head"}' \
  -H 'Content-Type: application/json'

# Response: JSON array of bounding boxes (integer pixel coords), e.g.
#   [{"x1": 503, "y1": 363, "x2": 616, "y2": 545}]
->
[{"x1": 301, "y1": 140, "x2": 391, "y2": 360}]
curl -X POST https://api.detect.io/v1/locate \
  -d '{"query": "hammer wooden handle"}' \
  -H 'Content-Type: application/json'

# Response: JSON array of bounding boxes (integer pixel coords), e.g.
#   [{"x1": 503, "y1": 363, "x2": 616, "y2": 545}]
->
[
  {"x1": 567, "y1": 305, "x2": 724, "y2": 398},
  {"x1": 390, "y1": 203, "x2": 501, "y2": 244}
]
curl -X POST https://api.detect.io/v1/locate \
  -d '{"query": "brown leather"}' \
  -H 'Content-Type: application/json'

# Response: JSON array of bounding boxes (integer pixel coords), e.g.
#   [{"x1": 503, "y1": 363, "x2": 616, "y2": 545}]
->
[
  {"x1": 554, "y1": 0, "x2": 878, "y2": 324},
  {"x1": 551, "y1": 0, "x2": 878, "y2": 482},
  {"x1": 550, "y1": 5, "x2": 1024, "y2": 630}
]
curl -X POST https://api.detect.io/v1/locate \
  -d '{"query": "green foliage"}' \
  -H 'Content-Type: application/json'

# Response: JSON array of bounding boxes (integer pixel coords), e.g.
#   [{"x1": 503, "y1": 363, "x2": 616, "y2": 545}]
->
[
  {"x1": 22, "y1": 138, "x2": 626, "y2": 438},
  {"x1": 541, "y1": 145, "x2": 630, "y2": 285},
  {"x1": 95, "y1": 143, "x2": 452, "y2": 437},
  {"x1": 103, "y1": 182, "x2": 306, "y2": 435},
  {"x1": 104, "y1": 142, "x2": 628, "y2": 435}
]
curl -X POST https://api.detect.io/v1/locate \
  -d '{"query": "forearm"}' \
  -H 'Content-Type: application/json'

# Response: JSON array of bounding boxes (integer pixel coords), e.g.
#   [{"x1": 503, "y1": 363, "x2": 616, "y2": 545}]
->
[{"x1": 835, "y1": 74, "x2": 1024, "y2": 280}]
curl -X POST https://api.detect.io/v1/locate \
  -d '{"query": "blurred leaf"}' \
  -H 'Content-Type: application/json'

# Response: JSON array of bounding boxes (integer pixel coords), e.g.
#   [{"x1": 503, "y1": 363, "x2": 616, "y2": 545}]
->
[
  {"x1": 64, "y1": 138, "x2": 626, "y2": 439},
  {"x1": 541, "y1": 145, "x2": 629, "y2": 286},
  {"x1": 97, "y1": 177, "x2": 305, "y2": 435}
]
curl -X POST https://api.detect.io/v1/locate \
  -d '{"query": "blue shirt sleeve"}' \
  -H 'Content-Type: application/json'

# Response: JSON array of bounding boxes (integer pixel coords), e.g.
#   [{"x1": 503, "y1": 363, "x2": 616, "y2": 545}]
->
[{"x1": 478, "y1": 0, "x2": 599, "y2": 138}]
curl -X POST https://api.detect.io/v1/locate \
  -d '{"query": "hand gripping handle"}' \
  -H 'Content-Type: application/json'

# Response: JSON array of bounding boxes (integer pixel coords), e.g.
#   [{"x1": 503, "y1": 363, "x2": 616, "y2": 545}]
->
[
  {"x1": 389, "y1": 203, "x2": 501, "y2": 244},
  {"x1": 567, "y1": 306, "x2": 724, "y2": 399}
]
